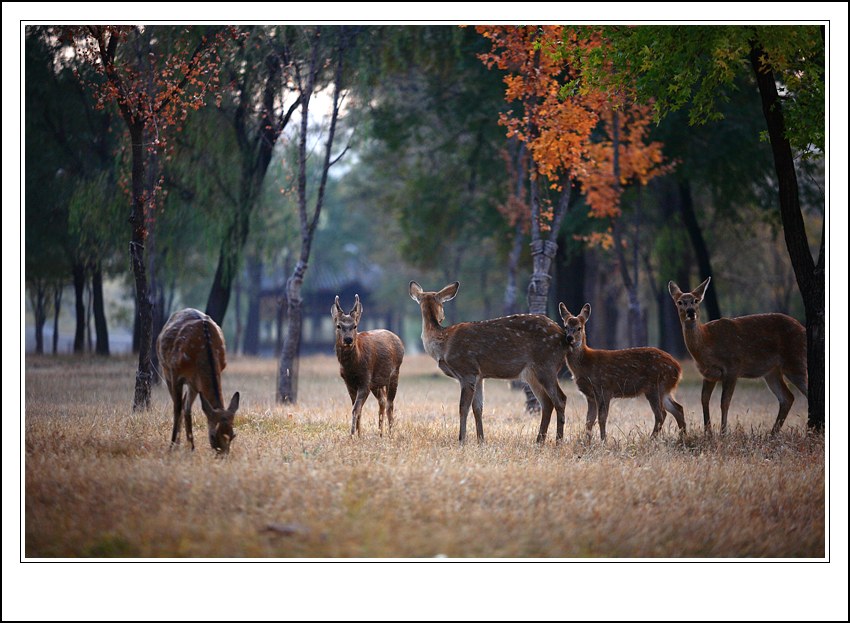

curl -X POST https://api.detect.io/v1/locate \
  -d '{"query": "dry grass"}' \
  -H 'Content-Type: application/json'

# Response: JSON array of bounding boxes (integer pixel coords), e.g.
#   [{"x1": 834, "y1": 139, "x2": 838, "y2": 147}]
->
[{"x1": 24, "y1": 353, "x2": 824, "y2": 558}]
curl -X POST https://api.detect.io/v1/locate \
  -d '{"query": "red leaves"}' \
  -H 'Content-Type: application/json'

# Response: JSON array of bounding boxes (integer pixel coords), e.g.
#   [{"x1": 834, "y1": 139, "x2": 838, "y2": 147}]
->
[{"x1": 478, "y1": 25, "x2": 672, "y2": 240}]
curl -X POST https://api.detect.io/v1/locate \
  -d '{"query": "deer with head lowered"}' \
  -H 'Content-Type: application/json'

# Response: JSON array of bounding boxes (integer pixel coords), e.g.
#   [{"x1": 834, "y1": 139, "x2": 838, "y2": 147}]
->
[
  {"x1": 332, "y1": 294, "x2": 404, "y2": 437},
  {"x1": 559, "y1": 303, "x2": 686, "y2": 442},
  {"x1": 157, "y1": 308, "x2": 240, "y2": 454},
  {"x1": 409, "y1": 281, "x2": 567, "y2": 444},
  {"x1": 668, "y1": 277, "x2": 807, "y2": 435}
]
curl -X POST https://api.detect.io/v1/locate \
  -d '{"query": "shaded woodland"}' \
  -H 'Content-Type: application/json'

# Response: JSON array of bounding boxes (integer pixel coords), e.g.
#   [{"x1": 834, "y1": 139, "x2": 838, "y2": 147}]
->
[{"x1": 24, "y1": 25, "x2": 824, "y2": 427}]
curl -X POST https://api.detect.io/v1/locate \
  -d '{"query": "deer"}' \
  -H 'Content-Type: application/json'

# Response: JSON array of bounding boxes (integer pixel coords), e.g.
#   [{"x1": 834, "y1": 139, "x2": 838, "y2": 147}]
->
[
  {"x1": 559, "y1": 303, "x2": 686, "y2": 442},
  {"x1": 332, "y1": 294, "x2": 405, "y2": 437},
  {"x1": 157, "y1": 308, "x2": 240, "y2": 454},
  {"x1": 668, "y1": 277, "x2": 807, "y2": 435},
  {"x1": 409, "y1": 281, "x2": 567, "y2": 445}
]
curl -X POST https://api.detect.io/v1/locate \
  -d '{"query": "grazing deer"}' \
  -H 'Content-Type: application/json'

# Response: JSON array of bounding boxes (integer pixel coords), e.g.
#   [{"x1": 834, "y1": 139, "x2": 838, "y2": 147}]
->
[
  {"x1": 668, "y1": 277, "x2": 807, "y2": 435},
  {"x1": 559, "y1": 303, "x2": 686, "y2": 442},
  {"x1": 409, "y1": 281, "x2": 567, "y2": 444},
  {"x1": 332, "y1": 294, "x2": 405, "y2": 437},
  {"x1": 157, "y1": 308, "x2": 239, "y2": 454}
]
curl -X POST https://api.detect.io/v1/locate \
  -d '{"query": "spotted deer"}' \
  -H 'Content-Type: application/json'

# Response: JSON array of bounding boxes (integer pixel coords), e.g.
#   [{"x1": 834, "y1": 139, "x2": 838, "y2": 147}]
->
[
  {"x1": 157, "y1": 308, "x2": 239, "y2": 454},
  {"x1": 409, "y1": 281, "x2": 567, "y2": 444},
  {"x1": 333, "y1": 295, "x2": 404, "y2": 437},
  {"x1": 668, "y1": 277, "x2": 807, "y2": 435},
  {"x1": 559, "y1": 303, "x2": 686, "y2": 442}
]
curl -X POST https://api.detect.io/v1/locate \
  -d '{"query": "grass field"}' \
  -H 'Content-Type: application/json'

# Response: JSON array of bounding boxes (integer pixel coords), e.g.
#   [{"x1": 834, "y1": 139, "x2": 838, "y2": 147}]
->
[{"x1": 24, "y1": 353, "x2": 824, "y2": 558}]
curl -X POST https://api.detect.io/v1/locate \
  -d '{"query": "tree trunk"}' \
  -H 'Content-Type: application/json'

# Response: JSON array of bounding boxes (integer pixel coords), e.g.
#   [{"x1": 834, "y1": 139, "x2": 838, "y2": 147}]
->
[
  {"x1": 72, "y1": 262, "x2": 86, "y2": 353},
  {"x1": 749, "y1": 44, "x2": 824, "y2": 432},
  {"x1": 278, "y1": 261, "x2": 306, "y2": 403},
  {"x1": 523, "y1": 177, "x2": 572, "y2": 410},
  {"x1": 243, "y1": 256, "x2": 262, "y2": 356},
  {"x1": 277, "y1": 27, "x2": 347, "y2": 404},
  {"x1": 205, "y1": 223, "x2": 240, "y2": 326},
  {"x1": 129, "y1": 121, "x2": 153, "y2": 411},
  {"x1": 52, "y1": 284, "x2": 63, "y2": 354},
  {"x1": 30, "y1": 283, "x2": 47, "y2": 355},
  {"x1": 92, "y1": 263, "x2": 110, "y2": 356},
  {"x1": 678, "y1": 180, "x2": 722, "y2": 320}
]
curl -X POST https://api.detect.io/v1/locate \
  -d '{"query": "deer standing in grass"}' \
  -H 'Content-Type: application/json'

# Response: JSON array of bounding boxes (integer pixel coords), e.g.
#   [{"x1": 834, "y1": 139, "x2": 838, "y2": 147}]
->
[
  {"x1": 559, "y1": 303, "x2": 686, "y2": 442},
  {"x1": 157, "y1": 308, "x2": 240, "y2": 454},
  {"x1": 333, "y1": 295, "x2": 404, "y2": 437},
  {"x1": 409, "y1": 281, "x2": 567, "y2": 444},
  {"x1": 668, "y1": 277, "x2": 807, "y2": 435}
]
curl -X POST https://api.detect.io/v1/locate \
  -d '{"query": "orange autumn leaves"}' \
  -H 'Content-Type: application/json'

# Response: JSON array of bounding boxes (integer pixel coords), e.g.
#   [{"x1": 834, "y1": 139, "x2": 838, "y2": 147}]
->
[{"x1": 477, "y1": 25, "x2": 672, "y2": 246}]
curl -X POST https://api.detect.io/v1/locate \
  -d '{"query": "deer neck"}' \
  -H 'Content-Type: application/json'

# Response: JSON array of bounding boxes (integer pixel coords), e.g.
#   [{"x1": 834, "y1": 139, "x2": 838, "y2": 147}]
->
[
  {"x1": 565, "y1": 338, "x2": 592, "y2": 373},
  {"x1": 419, "y1": 302, "x2": 447, "y2": 360},
  {"x1": 680, "y1": 317, "x2": 706, "y2": 353}
]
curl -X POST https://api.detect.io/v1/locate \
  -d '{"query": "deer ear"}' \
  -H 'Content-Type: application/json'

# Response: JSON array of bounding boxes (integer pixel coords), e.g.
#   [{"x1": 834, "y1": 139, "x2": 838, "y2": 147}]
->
[
  {"x1": 332, "y1": 295, "x2": 344, "y2": 319},
  {"x1": 351, "y1": 294, "x2": 362, "y2": 321},
  {"x1": 668, "y1": 281, "x2": 683, "y2": 300},
  {"x1": 437, "y1": 281, "x2": 459, "y2": 303},
  {"x1": 579, "y1": 303, "x2": 591, "y2": 323},
  {"x1": 227, "y1": 391, "x2": 240, "y2": 413},
  {"x1": 409, "y1": 281, "x2": 423, "y2": 303},
  {"x1": 558, "y1": 302, "x2": 571, "y2": 322},
  {"x1": 693, "y1": 277, "x2": 711, "y2": 302},
  {"x1": 199, "y1": 393, "x2": 214, "y2": 416}
]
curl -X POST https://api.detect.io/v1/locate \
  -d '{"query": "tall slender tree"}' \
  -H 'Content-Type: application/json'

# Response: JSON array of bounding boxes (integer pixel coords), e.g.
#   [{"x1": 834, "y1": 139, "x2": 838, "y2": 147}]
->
[{"x1": 277, "y1": 26, "x2": 353, "y2": 404}]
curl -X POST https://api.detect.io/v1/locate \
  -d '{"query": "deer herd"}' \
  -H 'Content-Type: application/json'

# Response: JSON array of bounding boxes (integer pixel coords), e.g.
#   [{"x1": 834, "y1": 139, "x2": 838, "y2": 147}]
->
[{"x1": 158, "y1": 276, "x2": 808, "y2": 454}]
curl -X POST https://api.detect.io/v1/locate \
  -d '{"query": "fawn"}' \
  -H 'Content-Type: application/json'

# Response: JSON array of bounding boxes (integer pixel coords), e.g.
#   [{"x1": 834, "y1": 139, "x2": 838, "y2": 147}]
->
[
  {"x1": 668, "y1": 277, "x2": 807, "y2": 434},
  {"x1": 332, "y1": 294, "x2": 405, "y2": 437},
  {"x1": 559, "y1": 303, "x2": 686, "y2": 442},
  {"x1": 157, "y1": 308, "x2": 240, "y2": 454},
  {"x1": 409, "y1": 281, "x2": 567, "y2": 444}
]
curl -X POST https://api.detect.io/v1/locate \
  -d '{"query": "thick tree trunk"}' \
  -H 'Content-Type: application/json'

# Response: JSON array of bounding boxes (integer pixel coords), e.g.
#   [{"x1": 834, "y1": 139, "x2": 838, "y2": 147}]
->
[
  {"x1": 749, "y1": 44, "x2": 824, "y2": 432},
  {"x1": 129, "y1": 122, "x2": 153, "y2": 411},
  {"x1": 92, "y1": 263, "x2": 109, "y2": 356},
  {"x1": 72, "y1": 262, "x2": 86, "y2": 353},
  {"x1": 205, "y1": 247, "x2": 235, "y2": 327},
  {"x1": 52, "y1": 284, "x2": 63, "y2": 354},
  {"x1": 678, "y1": 180, "x2": 722, "y2": 320}
]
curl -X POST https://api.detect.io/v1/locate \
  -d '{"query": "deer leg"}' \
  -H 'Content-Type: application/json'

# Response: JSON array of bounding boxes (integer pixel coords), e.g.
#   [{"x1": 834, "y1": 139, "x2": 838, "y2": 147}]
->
[
  {"x1": 647, "y1": 390, "x2": 665, "y2": 438},
  {"x1": 584, "y1": 394, "x2": 598, "y2": 442},
  {"x1": 472, "y1": 378, "x2": 485, "y2": 443},
  {"x1": 526, "y1": 376, "x2": 552, "y2": 443},
  {"x1": 386, "y1": 373, "x2": 399, "y2": 436},
  {"x1": 701, "y1": 379, "x2": 716, "y2": 435},
  {"x1": 663, "y1": 394, "x2": 687, "y2": 435},
  {"x1": 597, "y1": 398, "x2": 611, "y2": 442},
  {"x1": 719, "y1": 376, "x2": 737, "y2": 434},
  {"x1": 184, "y1": 386, "x2": 197, "y2": 451},
  {"x1": 764, "y1": 368, "x2": 794, "y2": 435},
  {"x1": 169, "y1": 379, "x2": 183, "y2": 447},
  {"x1": 351, "y1": 387, "x2": 369, "y2": 437},
  {"x1": 458, "y1": 380, "x2": 476, "y2": 445},
  {"x1": 372, "y1": 387, "x2": 387, "y2": 437},
  {"x1": 534, "y1": 371, "x2": 567, "y2": 443}
]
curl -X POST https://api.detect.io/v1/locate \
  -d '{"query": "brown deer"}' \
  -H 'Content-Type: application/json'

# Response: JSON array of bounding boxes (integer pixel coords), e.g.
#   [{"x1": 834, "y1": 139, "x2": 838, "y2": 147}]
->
[
  {"x1": 157, "y1": 308, "x2": 240, "y2": 454},
  {"x1": 332, "y1": 294, "x2": 405, "y2": 437},
  {"x1": 559, "y1": 302, "x2": 686, "y2": 442},
  {"x1": 409, "y1": 281, "x2": 567, "y2": 444},
  {"x1": 668, "y1": 277, "x2": 807, "y2": 435}
]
